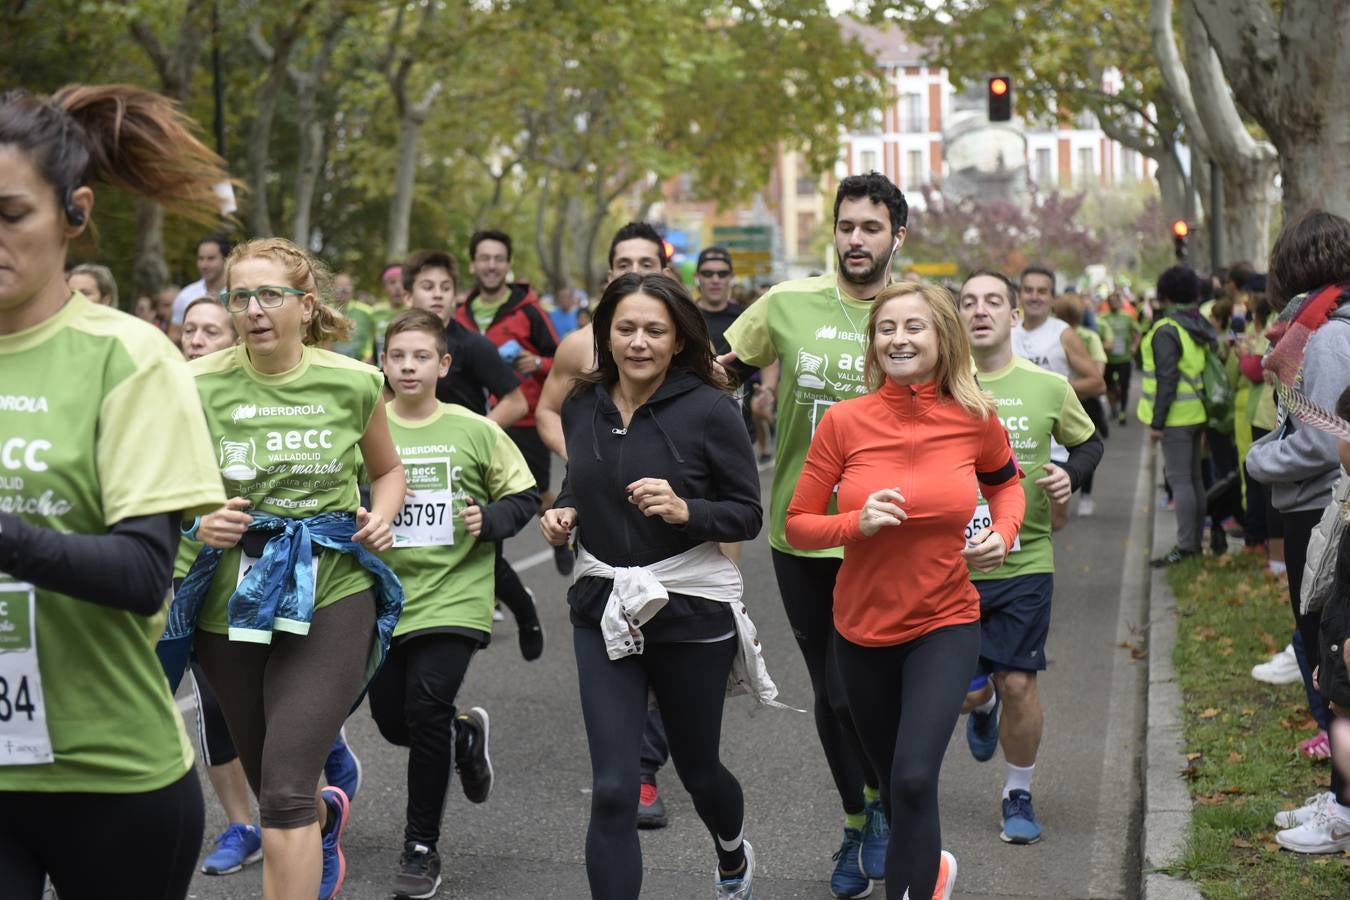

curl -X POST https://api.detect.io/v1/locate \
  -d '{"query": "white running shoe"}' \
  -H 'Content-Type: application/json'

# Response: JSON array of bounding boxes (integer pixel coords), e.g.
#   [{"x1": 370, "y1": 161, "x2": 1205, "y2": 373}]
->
[
  {"x1": 1274, "y1": 803, "x2": 1350, "y2": 854},
  {"x1": 1251, "y1": 644, "x2": 1300, "y2": 684},
  {"x1": 1078, "y1": 495, "x2": 1095, "y2": 517},
  {"x1": 714, "y1": 839, "x2": 754, "y2": 899},
  {"x1": 1274, "y1": 791, "x2": 1334, "y2": 829}
]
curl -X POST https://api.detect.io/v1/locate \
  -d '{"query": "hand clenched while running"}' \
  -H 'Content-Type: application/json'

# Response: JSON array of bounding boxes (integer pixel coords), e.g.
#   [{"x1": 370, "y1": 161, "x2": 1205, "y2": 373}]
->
[
  {"x1": 352, "y1": 506, "x2": 393, "y2": 552},
  {"x1": 198, "y1": 496, "x2": 253, "y2": 549},
  {"x1": 540, "y1": 507, "x2": 577, "y2": 546},
  {"x1": 961, "y1": 527, "x2": 1008, "y2": 572},
  {"x1": 1033, "y1": 462, "x2": 1072, "y2": 505},
  {"x1": 857, "y1": 488, "x2": 907, "y2": 537},
  {"x1": 626, "y1": 478, "x2": 689, "y2": 525}
]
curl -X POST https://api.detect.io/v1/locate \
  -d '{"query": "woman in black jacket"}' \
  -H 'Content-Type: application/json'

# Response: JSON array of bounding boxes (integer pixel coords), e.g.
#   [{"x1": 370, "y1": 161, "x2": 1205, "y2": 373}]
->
[{"x1": 540, "y1": 273, "x2": 763, "y2": 899}]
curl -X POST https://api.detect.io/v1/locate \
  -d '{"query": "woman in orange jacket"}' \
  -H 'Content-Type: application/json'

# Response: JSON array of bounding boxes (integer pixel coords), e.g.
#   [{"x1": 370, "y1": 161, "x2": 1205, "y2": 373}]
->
[{"x1": 786, "y1": 281, "x2": 1025, "y2": 900}]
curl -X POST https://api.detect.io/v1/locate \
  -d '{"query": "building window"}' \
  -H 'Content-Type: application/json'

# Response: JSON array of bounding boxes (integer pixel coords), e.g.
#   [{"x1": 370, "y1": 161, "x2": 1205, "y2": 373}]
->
[
  {"x1": 1121, "y1": 147, "x2": 1138, "y2": 181},
  {"x1": 796, "y1": 176, "x2": 817, "y2": 197},
  {"x1": 906, "y1": 149, "x2": 924, "y2": 188},
  {"x1": 1077, "y1": 147, "x2": 1094, "y2": 183},
  {"x1": 861, "y1": 149, "x2": 879, "y2": 174},
  {"x1": 900, "y1": 94, "x2": 923, "y2": 132},
  {"x1": 1035, "y1": 148, "x2": 1052, "y2": 186}
]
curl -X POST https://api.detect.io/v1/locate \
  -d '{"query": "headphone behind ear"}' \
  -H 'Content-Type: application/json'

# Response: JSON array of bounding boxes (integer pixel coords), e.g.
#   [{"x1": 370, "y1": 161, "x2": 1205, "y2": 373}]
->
[{"x1": 63, "y1": 186, "x2": 86, "y2": 227}]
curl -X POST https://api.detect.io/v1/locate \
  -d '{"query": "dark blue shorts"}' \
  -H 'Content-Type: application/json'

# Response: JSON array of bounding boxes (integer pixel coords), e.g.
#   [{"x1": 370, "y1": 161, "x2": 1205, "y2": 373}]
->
[{"x1": 974, "y1": 573, "x2": 1053, "y2": 673}]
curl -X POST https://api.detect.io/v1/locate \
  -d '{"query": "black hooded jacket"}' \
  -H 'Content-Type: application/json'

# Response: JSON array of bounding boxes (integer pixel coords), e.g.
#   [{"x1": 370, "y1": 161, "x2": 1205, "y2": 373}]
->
[{"x1": 555, "y1": 369, "x2": 763, "y2": 642}]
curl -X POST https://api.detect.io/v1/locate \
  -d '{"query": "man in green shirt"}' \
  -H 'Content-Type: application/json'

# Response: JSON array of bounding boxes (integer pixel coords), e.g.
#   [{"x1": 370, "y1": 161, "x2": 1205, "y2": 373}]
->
[
  {"x1": 957, "y1": 270, "x2": 1103, "y2": 846},
  {"x1": 1099, "y1": 292, "x2": 1143, "y2": 425},
  {"x1": 332, "y1": 272, "x2": 376, "y2": 363},
  {"x1": 369, "y1": 309, "x2": 538, "y2": 899},
  {"x1": 720, "y1": 171, "x2": 909, "y2": 895}
]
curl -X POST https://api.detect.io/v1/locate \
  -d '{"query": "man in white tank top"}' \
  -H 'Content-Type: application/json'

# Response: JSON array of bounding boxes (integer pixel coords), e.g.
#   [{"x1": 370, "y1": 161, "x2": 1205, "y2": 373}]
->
[{"x1": 1011, "y1": 267, "x2": 1106, "y2": 523}]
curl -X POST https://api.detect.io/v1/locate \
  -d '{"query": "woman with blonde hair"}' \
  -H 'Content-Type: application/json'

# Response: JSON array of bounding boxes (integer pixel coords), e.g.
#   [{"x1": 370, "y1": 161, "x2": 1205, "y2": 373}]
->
[
  {"x1": 67, "y1": 262, "x2": 118, "y2": 308},
  {"x1": 786, "y1": 281, "x2": 1026, "y2": 900},
  {"x1": 168, "y1": 236, "x2": 407, "y2": 900}
]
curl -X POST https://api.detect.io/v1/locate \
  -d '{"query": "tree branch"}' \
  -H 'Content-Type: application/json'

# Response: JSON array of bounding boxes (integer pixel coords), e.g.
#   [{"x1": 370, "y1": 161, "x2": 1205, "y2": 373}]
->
[{"x1": 1148, "y1": 0, "x2": 1212, "y2": 154}]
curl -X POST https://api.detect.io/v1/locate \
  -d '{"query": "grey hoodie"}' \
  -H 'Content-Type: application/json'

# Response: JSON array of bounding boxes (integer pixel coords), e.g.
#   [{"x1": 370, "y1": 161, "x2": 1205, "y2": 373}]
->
[{"x1": 1246, "y1": 302, "x2": 1350, "y2": 512}]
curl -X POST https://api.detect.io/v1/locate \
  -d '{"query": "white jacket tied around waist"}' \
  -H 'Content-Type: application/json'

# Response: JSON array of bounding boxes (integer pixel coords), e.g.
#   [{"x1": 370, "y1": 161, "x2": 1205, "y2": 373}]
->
[{"x1": 573, "y1": 541, "x2": 789, "y2": 708}]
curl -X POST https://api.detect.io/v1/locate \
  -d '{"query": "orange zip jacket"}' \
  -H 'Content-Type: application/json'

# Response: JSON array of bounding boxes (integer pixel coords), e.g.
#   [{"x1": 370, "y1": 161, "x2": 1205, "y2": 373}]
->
[{"x1": 785, "y1": 379, "x2": 1025, "y2": 647}]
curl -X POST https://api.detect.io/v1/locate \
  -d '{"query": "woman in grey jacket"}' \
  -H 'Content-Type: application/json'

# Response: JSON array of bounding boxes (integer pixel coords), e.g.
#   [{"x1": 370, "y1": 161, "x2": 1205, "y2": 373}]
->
[{"x1": 1246, "y1": 210, "x2": 1350, "y2": 854}]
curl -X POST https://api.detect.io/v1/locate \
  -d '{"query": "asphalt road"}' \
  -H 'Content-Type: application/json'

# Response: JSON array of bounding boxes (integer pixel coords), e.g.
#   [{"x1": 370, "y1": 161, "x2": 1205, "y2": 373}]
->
[{"x1": 181, "y1": 416, "x2": 1150, "y2": 900}]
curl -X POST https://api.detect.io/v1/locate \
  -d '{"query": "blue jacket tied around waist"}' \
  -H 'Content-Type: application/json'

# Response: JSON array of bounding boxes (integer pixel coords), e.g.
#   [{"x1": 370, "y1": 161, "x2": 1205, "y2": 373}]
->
[{"x1": 157, "y1": 511, "x2": 404, "y2": 695}]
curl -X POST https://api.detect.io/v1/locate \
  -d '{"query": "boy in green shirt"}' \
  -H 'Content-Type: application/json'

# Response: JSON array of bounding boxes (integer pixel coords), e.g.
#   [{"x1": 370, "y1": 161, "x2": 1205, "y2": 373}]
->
[{"x1": 367, "y1": 309, "x2": 539, "y2": 899}]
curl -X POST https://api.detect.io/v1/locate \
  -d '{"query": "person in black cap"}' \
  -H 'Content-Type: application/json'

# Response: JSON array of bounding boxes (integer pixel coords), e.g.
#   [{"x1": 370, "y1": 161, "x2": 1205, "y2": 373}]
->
[{"x1": 695, "y1": 246, "x2": 740, "y2": 355}]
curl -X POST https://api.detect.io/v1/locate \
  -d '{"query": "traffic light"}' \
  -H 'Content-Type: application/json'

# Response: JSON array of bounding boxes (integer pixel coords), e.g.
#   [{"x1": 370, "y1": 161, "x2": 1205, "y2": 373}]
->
[
  {"x1": 988, "y1": 76, "x2": 1012, "y2": 122},
  {"x1": 1171, "y1": 219, "x2": 1189, "y2": 260}
]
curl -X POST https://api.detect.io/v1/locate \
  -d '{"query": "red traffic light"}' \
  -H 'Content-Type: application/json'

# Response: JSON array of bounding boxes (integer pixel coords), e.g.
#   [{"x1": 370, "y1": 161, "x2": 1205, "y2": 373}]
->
[
  {"x1": 990, "y1": 78, "x2": 1009, "y2": 96},
  {"x1": 1172, "y1": 220, "x2": 1189, "y2": 238},
  {"x1": 988, "y1": 76, "x2": 1013, "y2": 121}
]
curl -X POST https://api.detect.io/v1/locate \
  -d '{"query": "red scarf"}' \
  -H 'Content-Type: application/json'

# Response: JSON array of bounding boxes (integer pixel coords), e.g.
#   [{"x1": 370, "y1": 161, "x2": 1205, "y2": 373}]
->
[{"x1": 1263, "y1": 283, "x2": 1349, "y2": 386}]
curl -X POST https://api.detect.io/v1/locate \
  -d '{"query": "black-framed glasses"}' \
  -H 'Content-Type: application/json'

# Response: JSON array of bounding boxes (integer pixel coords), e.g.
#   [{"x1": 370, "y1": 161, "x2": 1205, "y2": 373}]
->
[
  {"x1": 219, "y1": 285, "x2": 307, "y2": 312},
  {"x1": 698, "y1": 269, "x2": 732, "y2": 279}
]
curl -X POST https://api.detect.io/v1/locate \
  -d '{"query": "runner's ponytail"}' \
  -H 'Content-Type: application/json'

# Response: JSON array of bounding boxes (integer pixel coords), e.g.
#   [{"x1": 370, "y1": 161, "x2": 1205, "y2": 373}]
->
[{"x1": 0, "y1": 84, "x2": 234, "y2": 224}]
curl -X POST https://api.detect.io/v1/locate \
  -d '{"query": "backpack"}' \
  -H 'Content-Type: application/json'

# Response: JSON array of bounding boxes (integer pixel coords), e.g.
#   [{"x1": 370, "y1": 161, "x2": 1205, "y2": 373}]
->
[{"x1": 1201, "y1": 347, "x2": 1234, "y2": 432}]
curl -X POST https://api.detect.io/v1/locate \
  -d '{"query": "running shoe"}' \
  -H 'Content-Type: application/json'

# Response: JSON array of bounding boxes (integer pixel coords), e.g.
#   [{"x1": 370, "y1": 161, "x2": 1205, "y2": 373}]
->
[
  {"x1": 393, "y1": 841, "x2": 442, "y2": 899},
  {"x1": 518, "y1": 587, "x2": 544, "y2": 661},
  {"x1": 1149, "y1": 546, "x2": 1199, "y2": 568},
  {"x1": 714, "y1": 838, "x2": 755, "y2": 899},
  {"x1": 1078, "y1": 495, "x2": 1095, "y2": 517},
  {"x1": 200, "y1": 822, "x2": 262, "y2": 875},
  {"x1": 492, "y1": 603, "x2": 505, "y2": 622},
  {"x1": 454, "y1": 707, "x2": 494, "y2": 803},
  {"x1": 1274, "y1": 792, "x2": 1334, "y2": 829},
  {"x1": 1251, "y1": 644, "x2": 1300, "y2": 684},
  {"x1": 1274, "y1": 803, "x2": 1350, "y2": 853},
  {"x1": 900, "y1": 849, "x2": 958, "y2": 900},
  {"x1": 966, "y1": 688, "x2": 1001, "y2": 763},
  {"x1": 554, "y1": 543, "x2": 575, "y2": 576},
  {"x1": 1118, "y1": 412, "x2": 1128, "y2": 426},
  {"x1": 860, "y1": 799, "x2": 889, "y2": 880},
  {"x1": 319, "y1": 786, "x2": 350, "y2": 900},
  {"x1": 829, "y1": 827, "x2": 872, "y2": 898},
  {"x1": 638, "y1": 777, "x2": 668, "y2": 829},
  {"x1": 325, "y1": 726, "x2": 362, "y2": 802},
  {"x1": 1000, "y1": 789, "x2": 1042, "y2": 844}
]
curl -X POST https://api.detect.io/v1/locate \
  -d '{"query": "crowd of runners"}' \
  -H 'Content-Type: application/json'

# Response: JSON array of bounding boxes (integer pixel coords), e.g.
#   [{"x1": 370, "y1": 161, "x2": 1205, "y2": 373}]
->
[{"x1": 2, "y1": 82, "x2": 1350, "y2": 900}]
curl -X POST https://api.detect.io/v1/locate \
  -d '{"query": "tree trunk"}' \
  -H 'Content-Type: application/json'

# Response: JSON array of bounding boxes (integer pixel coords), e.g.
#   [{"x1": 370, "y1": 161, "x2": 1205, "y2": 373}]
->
[
  {"x1": 244, "y1": 77, "x2": 281, "y2": 237},
  {"x1": 386, "y1": 113, "x2": 423, "y2": 261},
  {"x1": 1154, "y1": 150, "x2": 1191, "y2": 225},
  {"x1": 291, "y1": 112, "x2": 325, "y2": 248},
  {"x1": 1278, "y1": 138, "x2": 1350, "y2": 228},
  {"x1": 131, "y1": 200, "x2": 167, "y2": 300}
]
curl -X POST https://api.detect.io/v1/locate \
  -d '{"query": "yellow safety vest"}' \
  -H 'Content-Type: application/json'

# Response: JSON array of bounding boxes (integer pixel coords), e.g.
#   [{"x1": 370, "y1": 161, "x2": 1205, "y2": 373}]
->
[{"x1": 1137, "y1": 318, "x2": 1206, "y2": 427}]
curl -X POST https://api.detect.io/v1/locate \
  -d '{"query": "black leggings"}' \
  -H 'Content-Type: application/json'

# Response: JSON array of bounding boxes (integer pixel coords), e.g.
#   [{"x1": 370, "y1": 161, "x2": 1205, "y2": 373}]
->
[
  {"x1": 194, "y1": 590, "x2": 376, "y2": 829},
  {"x1": 368, "y1": 632, "x2": 479, "y2": 846},
  {"x1": 772, "y1": 549, "x2": 875, "y2": 814},
  {"x1": 574, "y1": 626, "x2": 744, "y2": 899},
  {"x1": 0, "y1": 769, "x2": 203, "y2": 899},
  {"x1": 1284, "y1": 508, "x2": 1345, "y2": 801},
  {"x1": 834, "y1": 622, "x2": 980, "y2": 900},
  {"x1": 1105, "y1": 361, "x2": 1132, "y2": 412},
  {"x1": 190, "y1": 661, "x2": 238, "y2": 767}
]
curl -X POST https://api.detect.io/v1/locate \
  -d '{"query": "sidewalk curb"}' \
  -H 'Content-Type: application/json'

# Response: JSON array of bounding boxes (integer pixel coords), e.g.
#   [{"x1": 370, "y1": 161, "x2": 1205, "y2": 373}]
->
[{"x1": 1141, "y1": 447, "x2": 1203, "y2": 900}]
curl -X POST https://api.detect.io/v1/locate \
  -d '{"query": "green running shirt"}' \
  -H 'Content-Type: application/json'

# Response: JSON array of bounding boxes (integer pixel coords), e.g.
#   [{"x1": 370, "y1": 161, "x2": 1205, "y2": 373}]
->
[
  {"x1": 0, "y1": 294, "x2": 224, "y2": 793},
  {"x1": 1099, "y1": 311, "x2": 1141, "y2": 364},
  {"x1": 382, "y1": 403, "x2": 537, "y2": 639},
  {"x1": 971, "y1": 357, "x2": 1096, "y2": 580},
  {"x1": 724, "y1": 274, "x2": 875, "y2": 557},
  {"x1": 188, "y1": 344, "x2": 385, "y2": 633}
]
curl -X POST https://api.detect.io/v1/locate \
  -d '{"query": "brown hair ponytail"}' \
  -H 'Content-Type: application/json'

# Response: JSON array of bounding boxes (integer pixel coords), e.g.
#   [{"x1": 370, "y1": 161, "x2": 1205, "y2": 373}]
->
[
  {"x1": 0, "y1": 83, "x2": 234, "y2": 224},
  {"x1": 226, "y1": 238, "x2": 353, "y2": 346}
]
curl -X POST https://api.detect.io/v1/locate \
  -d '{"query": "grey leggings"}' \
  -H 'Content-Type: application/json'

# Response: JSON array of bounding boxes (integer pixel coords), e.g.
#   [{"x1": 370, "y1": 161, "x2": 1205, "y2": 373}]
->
[
  {"x1": 195, "y1": 590, "x2": 376, "y2": 829},
  {"x1": 1161, "y1": 424, "x2": 1205, "y2": 552}
]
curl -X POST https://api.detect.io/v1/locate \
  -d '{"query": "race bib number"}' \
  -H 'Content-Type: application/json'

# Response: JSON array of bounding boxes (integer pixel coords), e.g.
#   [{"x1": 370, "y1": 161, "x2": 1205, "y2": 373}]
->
[
  {"x1": 1112, "y1": 333, "x2": 1127, "y2": 355},
  {"x1": 237, "y1": 546, "x2": 319, "y2": 606},
  {"x1": 0, "y1": 577, "x2": 54, "y2": 765},
  {"x1": 965, "y1": 502, "x2": 1020, "y2": 552},
  {"x1": 393, "y1": 457, "x2": 457, "y2": 548}
]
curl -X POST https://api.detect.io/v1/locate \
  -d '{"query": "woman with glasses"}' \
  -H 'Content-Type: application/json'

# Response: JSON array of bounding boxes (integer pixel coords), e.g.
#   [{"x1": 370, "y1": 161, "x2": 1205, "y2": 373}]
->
[
  {"x1": 176, "y1": 237, "x2": 406, "y2": 900},
  {"x1": 0, "y1": 84, "x2": 227, "y2": 899}
]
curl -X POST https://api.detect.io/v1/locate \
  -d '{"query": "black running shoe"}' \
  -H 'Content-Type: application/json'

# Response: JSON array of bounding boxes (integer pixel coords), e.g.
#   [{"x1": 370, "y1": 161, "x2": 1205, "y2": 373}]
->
[
  {"x1": 1150, "y1": 546, "x2": 1200, "y2": 568},
  {"x1": 393, "y1": 842, "x2": 441, "y2": 899},
  {"x1": 454, "y1": 707, "x2": 494, "y2": 803}
]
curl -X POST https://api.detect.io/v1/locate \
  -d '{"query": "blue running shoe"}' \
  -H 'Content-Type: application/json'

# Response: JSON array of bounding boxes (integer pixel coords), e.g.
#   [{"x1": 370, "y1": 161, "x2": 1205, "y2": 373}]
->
[
  {"x1": 319, "y1": 786, "x2": 350, "y2": 899},
  {"x1": 860, "y1": 800, "x2": 888, "y2": 880},
  {"x1": 966, "y1": 688, "x2": 1000, "y2": 763},
  {"x1": 1000, "y1": 789, "x2": 1042, "y2": 844},
  {"x1": 830, "y1": 827, "x2": 872, "y2": 898},
  {"x1": 325, "y1": 726, "x2": 362, "y2": 802},
  {"x1": 200, "y1": 822, "x2": 262, "y2": 875}
]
